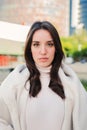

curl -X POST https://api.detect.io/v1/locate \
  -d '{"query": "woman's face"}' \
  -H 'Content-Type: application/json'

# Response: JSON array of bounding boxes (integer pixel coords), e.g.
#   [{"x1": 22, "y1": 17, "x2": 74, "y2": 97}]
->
[{"x1": 31, "y1": 29, "x2": 55, "y2": 67}]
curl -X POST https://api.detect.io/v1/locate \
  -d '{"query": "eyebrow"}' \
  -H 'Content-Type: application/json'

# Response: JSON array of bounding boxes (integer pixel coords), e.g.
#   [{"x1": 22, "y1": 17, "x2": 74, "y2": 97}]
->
[
  {"x1": 32, "y1": 41, "x2": 39, "y2": 43},
  {"x1": 47, "y1": 40, "x2": 54, "y2": 42},
  {"x1": 32, "y1": 40, "x2": 54, "y2": 43}
]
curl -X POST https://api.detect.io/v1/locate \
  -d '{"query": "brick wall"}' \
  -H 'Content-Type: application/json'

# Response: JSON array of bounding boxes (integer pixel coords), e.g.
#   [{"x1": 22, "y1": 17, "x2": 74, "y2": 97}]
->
[{"x1": 0, "y1": 0, "x2": 69, "y2": 36}]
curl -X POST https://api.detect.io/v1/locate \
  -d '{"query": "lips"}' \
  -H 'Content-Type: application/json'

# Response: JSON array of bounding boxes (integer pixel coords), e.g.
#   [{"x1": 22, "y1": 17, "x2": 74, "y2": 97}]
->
[{"x1": 39, "y1": 57, "x2": 48, "y2": 62}]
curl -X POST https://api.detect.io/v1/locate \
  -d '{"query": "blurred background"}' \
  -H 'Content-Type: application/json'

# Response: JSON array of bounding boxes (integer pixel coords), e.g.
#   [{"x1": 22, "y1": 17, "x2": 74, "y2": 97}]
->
[{"x1": 0, "y1": 0, "x2": 87, "y2": 89}]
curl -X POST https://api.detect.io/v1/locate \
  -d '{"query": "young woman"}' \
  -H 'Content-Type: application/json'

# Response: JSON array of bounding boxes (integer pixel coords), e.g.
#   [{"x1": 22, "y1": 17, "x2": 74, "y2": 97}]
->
[{"x1": 0, "y1": 21, "x2": 87, "y2": 130}]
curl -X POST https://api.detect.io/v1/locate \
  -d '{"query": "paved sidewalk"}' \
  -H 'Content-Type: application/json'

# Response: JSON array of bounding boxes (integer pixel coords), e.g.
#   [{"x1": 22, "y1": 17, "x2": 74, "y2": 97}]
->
[{"x1": 69, "y1": 62, "x2": 87, "y2": 80}]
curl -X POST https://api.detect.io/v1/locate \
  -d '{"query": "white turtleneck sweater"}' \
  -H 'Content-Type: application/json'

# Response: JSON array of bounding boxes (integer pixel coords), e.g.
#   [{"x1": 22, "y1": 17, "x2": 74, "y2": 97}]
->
[{"x1": 26, "y1": 65, "x2": 65, "y2": 130}]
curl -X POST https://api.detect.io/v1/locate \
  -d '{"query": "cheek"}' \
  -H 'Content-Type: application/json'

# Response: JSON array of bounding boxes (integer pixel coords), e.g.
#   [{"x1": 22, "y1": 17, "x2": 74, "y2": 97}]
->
[
  {"x1": 31, "y1": 49, "x2": 38, "y2": 59},
  {"x1": 52, "y1": 50, "x2": 56, "y2": 60},
  {"x1": 50, "y1": 48, "x2": 55, "y2": 57}
]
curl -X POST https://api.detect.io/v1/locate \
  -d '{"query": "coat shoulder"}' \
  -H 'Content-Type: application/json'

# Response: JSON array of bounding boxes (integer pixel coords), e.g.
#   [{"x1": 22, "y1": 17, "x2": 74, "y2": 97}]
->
[{"x1": 0, "y1": 64, "x2": 29, "y2": 97}]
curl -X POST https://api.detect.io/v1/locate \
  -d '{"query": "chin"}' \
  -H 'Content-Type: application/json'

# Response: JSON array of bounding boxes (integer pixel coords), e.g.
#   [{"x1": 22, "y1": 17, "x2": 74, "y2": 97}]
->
[{"x1": 39, "y1": 63, "x2": 51, "y2": 67}]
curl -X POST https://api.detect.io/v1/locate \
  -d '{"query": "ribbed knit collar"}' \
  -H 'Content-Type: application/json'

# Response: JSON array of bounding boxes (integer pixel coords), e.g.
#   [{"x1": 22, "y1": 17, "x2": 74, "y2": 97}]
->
[{"x1": 36, "y1": 64, "x2": 52, "y2": 76}]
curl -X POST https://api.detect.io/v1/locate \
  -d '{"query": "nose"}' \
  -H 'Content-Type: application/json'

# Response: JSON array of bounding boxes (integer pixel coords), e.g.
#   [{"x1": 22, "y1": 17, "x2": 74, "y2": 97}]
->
[{"x1": 40, "y1": 46, "x2": 47, "y2": 55}]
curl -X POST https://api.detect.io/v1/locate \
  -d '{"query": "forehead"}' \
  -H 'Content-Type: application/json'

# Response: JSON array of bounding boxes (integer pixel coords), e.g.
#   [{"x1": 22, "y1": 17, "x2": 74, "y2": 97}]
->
[{"x1": 32, "y1": 29, "x2": 53, "y2": 40}]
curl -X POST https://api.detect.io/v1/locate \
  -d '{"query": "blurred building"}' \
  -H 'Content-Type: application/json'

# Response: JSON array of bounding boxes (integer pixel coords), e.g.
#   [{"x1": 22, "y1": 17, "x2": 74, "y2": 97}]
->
[
  {"x1": 0, "y1": 0, "x2": 70, "y2": 36},
  {"x1": 79, "y1": 0, "x2": 87, "y2": 30},
  {"x1": 69, "y1": 0, "x2": 87, "y2": 35},
  {"x1": 0, "y1": 21, "x2": 30, "y2": 67},
  {"x1": 69, "y1": 0, "x2": 79, "y2": 35}
]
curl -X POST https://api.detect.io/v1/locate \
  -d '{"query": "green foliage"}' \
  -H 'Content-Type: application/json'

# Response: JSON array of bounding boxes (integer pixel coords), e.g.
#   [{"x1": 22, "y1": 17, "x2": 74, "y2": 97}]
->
[
  {"x1": 61, "y1": 29, "x2": 87, "y2": 61},
  {"x1": 81, "y1": 80, "x2": 87, "y2": 91},
  {"x1": 72, "y1": 48, "x2": 87, "y2": 61},
  {"x1": 61, "y1": 37, "x2": 74, "y2": 57}
]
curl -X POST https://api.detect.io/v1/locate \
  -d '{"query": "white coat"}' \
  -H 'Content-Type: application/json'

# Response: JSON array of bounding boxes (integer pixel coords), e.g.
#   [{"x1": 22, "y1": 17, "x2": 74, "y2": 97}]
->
[{"x1": 0, "y1": 63, "x2": 87, "y2": 130}]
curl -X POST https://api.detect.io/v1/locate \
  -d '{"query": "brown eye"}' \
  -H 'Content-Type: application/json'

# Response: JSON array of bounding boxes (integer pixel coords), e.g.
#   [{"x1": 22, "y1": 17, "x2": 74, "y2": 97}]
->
[
  {"x1": 33, "y1": 43, "x2": 39, "y2": 47},
  {"x1": 32, "y1": 41, "x2": 40, "y2": 47},
  {"x1": 47, "y1": 42, "x2": 54, "y2": 47}
]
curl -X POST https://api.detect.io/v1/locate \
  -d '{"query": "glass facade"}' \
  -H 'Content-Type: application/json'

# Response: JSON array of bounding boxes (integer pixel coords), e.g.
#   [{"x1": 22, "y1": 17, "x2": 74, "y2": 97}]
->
[
  {"x1": 79, "y1": 0, "x2": 87, "y2": 29},
  {"x1": 69, "y1": 0, "x2": 79, "y2": 35}
]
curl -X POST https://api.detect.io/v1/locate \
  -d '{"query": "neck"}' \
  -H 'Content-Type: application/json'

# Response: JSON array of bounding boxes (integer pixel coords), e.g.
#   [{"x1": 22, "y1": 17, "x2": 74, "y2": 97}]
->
[{"x1": 35, "y1": 64, "x2": 52, "y2": 76}]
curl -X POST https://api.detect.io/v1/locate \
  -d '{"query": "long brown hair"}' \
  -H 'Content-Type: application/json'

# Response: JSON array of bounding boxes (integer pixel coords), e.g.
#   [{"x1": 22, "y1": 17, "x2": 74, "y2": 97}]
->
[{"x1": 24, "y1": 21, "x2": 65, "y2": 99}]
